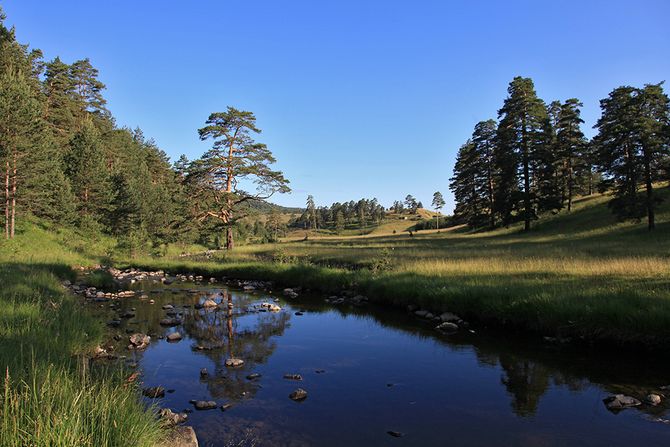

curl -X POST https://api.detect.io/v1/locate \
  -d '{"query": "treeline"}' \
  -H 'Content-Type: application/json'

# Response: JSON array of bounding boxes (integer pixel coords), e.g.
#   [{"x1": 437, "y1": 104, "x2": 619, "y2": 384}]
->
[
  {"x1": 0, "y1": 10, "x2": 293, "y2": 253},
  {"x1": 0, "y1": 11, "x2": 192, "y2": 254},
  {"x1": 450, "y1": 76, "x2": 670, "y2": 231},
  {"x1": 294, "y1": 195, "x2": 386, "y2": 232}
]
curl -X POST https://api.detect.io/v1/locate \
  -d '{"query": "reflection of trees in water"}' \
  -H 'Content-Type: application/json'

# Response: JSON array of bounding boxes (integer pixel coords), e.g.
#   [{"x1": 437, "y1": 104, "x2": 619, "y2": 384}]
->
[
  {"x1": 181, "y1": 291, "x2": 291, "y2": 401},
  {"x1": 499, "y1": 354, "x2": 551, "y2": 417}
]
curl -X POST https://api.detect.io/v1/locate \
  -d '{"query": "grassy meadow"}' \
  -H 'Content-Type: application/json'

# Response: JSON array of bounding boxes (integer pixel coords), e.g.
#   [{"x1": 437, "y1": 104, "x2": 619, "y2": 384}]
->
[{"x1": 129, "y1": 187, "x2": 670, "y2": 345}]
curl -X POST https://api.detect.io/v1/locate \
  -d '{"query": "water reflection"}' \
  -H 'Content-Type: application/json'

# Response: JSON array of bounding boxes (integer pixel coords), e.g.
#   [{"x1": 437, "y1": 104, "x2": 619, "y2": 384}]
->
[{"x1": 91, "y1": 282, "x2": 670, "y2": 446}]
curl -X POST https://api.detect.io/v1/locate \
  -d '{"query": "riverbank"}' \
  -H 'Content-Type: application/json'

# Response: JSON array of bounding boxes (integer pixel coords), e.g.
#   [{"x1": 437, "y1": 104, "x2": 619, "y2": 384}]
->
[
  {"x1": 0, "y1": 225, "x2": 163, "y2": 446},
  {"x1": 122, "y1": 190, "x2": 670, "y2": 347}
]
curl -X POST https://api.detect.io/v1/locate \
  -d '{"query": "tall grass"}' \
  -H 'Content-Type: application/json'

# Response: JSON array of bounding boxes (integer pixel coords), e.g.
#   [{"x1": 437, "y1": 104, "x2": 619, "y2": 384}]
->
[{"x1": 0, "y1": 224, "x2": 163, "y2": 447}]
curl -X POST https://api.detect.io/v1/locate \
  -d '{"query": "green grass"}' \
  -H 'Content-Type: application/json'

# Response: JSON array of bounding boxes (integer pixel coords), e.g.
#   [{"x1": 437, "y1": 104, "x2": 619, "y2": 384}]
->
[
  {"x1": 126, "y1": 187, "x2": 670, "y2": 345},
  {"x1": 0, "y1": 223, "x2": 162, "y2": 447}
]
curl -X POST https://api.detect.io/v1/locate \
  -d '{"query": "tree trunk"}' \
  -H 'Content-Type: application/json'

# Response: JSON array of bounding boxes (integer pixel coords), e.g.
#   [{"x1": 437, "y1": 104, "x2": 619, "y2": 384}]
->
[
  {"x1": 567, "y1": 157, "x2": 573, "y2": 212},
  {"x1": 4, "y1": 160, "x2": 9, "y2": 240},
  {"x1": 522, "y1": 121, "x2": 531, "y2": 231},
  {"x1": 644, "y1": 155, "x2": 655, "y2": 230},
  {"x1": 10, "y1": 153, "x2": 16, "y2": 239}
]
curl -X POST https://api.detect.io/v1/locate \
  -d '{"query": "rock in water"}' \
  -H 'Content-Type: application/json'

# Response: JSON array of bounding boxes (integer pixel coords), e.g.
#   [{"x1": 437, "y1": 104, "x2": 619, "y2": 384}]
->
[
  {"x1": 191, "y1": 400, "x2": 217, "y2": 410},
  {"x1": 387, "y1": 431, "x2": 404, "y2": 438},
  {"x1": 246, "y1": 373, "x2": 261, "y2": 380},
  {"x1": 167, "y1": 332, "x2": 182, "y2": 342},
  {"x1": 128, "y1": 333, "x2": 151, "y2": 350},
  {"x1": 202, "y1": 299, "x2": 218, "y2": 308},
  {"x1": 159, "y1": 408, "x2": 188, "y2": 426},
  {"x1": 646, "y1": 394, "x2": 662, "y2": 406},
  {"x1": 225, "y1": 358, "x2": 244, "y2": 367},
  {"x1": 283, "y1": 373, "x2": 303, "y2": 381},
  {"x1": 143, "y1": 386, "x2": 165, "y2": 398},
  {"x1": 220, "y1": 403, "x2": 233, "y2": 411},
  {"x1": 435, "y1": 322, "x2": 459, "y2": 332},
  {"x1": 158, "y1": 426, "x2": 198, "y2": 447},
  {"x1": 289, "y1": 388, "x2": 308, "y2": 401},
  {"x1": 603, "y1": 394, "x2": 642, "y2": 411},
  {"x1": 160, "y1": 318, "x2": 181, "y2": 327}
]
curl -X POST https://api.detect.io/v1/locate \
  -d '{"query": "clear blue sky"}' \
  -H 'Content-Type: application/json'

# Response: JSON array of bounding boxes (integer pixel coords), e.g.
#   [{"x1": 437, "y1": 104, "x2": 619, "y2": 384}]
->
[{"x1": 3, "y1": 0, "x2": 669, "y2": 211}]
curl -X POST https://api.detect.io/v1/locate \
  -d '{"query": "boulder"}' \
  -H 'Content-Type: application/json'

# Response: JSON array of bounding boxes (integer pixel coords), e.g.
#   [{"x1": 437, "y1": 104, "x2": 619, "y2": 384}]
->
[
  {"x1": 439, "y1": 312, "x2": 460, "y2": 322},
  {"x1": 159, "y1": 408, "x2": 188, "y2": 426},
  {"x1": 202, "y1": 299, "x2": 218, "y2": 308}
]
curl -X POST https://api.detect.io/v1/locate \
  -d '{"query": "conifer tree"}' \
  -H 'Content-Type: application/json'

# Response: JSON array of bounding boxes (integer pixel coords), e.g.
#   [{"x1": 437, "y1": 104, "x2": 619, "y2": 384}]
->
[
  {"x1": 431, "y1": 191, "x2": 445, "y2": 229},
  {"x1": 496, "y1": 77, "x2": 549, "y2": 230},
  {"x1": 556, "y1": 98, "x2": 587, "y2": 211}
]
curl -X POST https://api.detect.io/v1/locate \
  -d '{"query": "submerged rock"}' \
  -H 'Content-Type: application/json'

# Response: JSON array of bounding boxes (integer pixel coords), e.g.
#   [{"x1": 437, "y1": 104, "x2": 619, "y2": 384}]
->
[
  {"x1": 603, "y1": 394, "x2": 642, "y2": 411},
  {"x1": 289, "y1": 388, "x2": 308, "y2": 401},
  {"x1": 200, "y1": 368, "x2": 208, "y2": 378},
  {"x1": 160, "y1": 318, "x2": 181, "y2": 327},
  {"x1": 246, "y1": 373, "x2": 262, "y2": 380},
  {"x1": 387, "y1": 431, "x2": 404, "y2": 438},
  {"x1": 220, "y1": 403, "x2": 233, "y2": 411},
  {"x1": 143, "y1": 386, "x2": 165, "y2": 398}
]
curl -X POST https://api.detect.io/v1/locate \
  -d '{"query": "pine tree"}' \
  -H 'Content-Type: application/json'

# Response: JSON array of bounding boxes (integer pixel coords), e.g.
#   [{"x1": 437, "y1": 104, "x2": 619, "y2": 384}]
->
[
  {"x1": 496, "y1": 77, "x2": 549, "y2": 231},
  {"x1": 555, "y1": 98, "x2": 587, "y2": 211},
  {"x1": 471, "y1": 120, "x2": 498, "y2": 228},
  {"x1": 195, "y1": 107, "x2": 290, "y2": 249},
  {"x1": 431, "y1": 191, "x2": 445, "y2": 229},
  {"x1": 450, "y1": 140, "x2": 482, "y2": 226},
  {"x1": 593, "y1": 84, "x2": 670, "y2": 229},
  {"x1": 64, "y1": 121, "x2": 113, "y2": 223}
]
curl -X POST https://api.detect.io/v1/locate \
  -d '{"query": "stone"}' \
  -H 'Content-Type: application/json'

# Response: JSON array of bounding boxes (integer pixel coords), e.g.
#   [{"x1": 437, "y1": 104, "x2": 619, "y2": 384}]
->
[
  {"x1": 407, "y1": 304, "x2": 418, "y2": 312},
  {"x1": 284, "y1": 374, "x2": 303, "y2": 381},
  {"x1": 128, "y1": 333, "x2": 151, "y2": 350},
  {"x1": 143, "y1": 386, "x2": 165, "y2": 398},
  {"x1": 289, "y1": 388, "x2": 308, "y2": 401},
  {"x1": 220, "y1": 403, "x2": 233, "y2": 411},
  {"x1": 246, "y1": 373, "x2": 261, "y2": 380},
  {"x1": 436, "y1": 322, "x2": 459, "y2": 332},
  {"x1": 439, "y1": 312, "x2": 460, "y2": 322},
  {"x1": 158, "y1": 426, "x2": 198, "y2": 447},
  {"x1": 200, "y1": 368, "x2": 208, "y2": 378},
  {"x1": 603, "y1": 394, "x2": 642, "y2": 411},
  {"x1": 646, "y1": 394, "x2": 662, "y2": 406},
  {"x1": 414, "y1": 310, "x2": 429, "y2": 318},
  {"x1": 295, "y1": 311, "x2": 304, "y2": 316},
  {"x1": 387, "y1": 431, "x2": 404, "y2": 438},
  {"x1": 167, "y1": 332, "x2": 182, "y2": 342},
  {"x1": 191, "y1": 400, "x2": 217, "y2": 410},
  {"x1": 163, "y1": 304, "x2": 174, "y2": 310},
  {"x1": 202, "y1": 299, "x2": 218, "y2": 308},
  {"x1": 225, "y1": 358, "x2": 244, "y2": 367},
  {"x1": 159, "y1": 408, "x2": 188, "y2": 426},
  {"x1": 160, "y1": 318, "x2": 181, "y2": 327}
]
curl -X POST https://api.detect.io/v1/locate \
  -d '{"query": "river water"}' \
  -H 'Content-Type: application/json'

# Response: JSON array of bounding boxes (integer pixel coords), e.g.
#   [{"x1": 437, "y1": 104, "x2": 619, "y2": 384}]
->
[{"x1": 96, "y1": 280, "x2": 670, "y2": 446}]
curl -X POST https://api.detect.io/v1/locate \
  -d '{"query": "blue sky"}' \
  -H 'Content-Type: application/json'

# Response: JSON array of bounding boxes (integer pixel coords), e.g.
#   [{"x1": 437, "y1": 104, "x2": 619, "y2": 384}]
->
[{"x1": 3, "y1": 0, "x2": 669, "y2": 211}]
